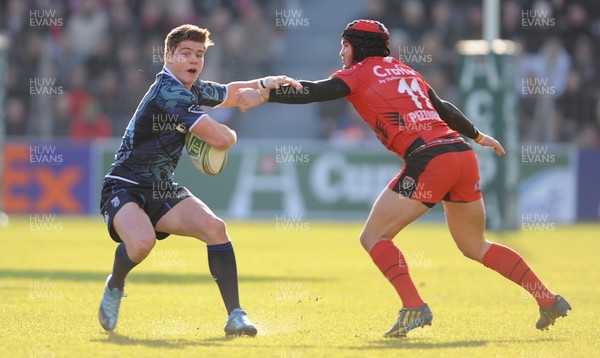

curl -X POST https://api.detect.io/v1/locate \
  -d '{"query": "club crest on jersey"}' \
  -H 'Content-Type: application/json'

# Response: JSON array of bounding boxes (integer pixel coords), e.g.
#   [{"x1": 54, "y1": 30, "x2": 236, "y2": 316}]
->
[
  {"x1": 111, "y1": 196, "x2": 120, "y2": 208},
  {"x1": 188, "y1": 104, "x2": 204, "y2": 114},
  {"x1": 176, "y1": 123, "x2": 187, "y2": 133},
  {"x1": 402, "y1": 176, "x2": 415, "y2": 190}
]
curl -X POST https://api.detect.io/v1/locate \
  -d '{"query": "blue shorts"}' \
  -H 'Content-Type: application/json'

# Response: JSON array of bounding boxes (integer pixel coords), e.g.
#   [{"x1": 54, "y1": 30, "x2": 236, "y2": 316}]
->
[{"x1": 99, "y1": 178, "x2": 192, "y2": 243}]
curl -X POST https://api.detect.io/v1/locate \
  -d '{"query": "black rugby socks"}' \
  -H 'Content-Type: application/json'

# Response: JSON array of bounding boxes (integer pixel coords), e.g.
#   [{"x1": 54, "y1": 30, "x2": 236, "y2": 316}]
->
[
  {"x1": 107, "y1": 243, "x2": 138, "y2": 291},
  {"x1": 207, "y1": 242, "x2": 240, "y2": 314}
]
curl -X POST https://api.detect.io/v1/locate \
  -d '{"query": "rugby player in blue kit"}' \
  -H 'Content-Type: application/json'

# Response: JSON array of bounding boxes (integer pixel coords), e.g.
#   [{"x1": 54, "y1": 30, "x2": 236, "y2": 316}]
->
[{"x1": 98, "y1": 24, "x2": 301, "y2": 336}]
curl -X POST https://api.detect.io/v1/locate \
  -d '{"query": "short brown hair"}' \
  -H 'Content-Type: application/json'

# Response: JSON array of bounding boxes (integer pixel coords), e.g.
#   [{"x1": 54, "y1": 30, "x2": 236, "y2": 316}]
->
[{"x1": 164, "y1": 24, "x2": 213, "y2": 56}]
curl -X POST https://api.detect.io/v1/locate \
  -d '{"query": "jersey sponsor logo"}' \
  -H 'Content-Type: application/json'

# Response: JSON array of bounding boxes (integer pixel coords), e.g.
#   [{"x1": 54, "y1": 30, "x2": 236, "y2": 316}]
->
[
  {"x1": 372, "y1": 64, "x2": 416, "y2": 78},
  {"x1": 188, "y1": 104, "x2": 204, "y2": 114},
  {"x1": 406, "y1": 110, "x2": 440, "y2": 122},
  {"x1": 111, "y1": 196, "x2": 120, "y2": 208}
]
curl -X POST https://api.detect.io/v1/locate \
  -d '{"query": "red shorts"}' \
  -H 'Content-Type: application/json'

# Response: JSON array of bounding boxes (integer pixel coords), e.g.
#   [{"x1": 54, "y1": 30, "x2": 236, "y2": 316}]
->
[{"x1": 388, "y1": 141, "x2": 481, "y2": 207}]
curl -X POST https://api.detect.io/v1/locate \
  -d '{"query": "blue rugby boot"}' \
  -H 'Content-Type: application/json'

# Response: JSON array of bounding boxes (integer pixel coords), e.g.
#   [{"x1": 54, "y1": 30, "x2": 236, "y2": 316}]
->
[
  {"x1": 224, "y1": 308, "x2": 257, "y2": 337},
  {"x1": 98, "y1": 275, "x2": 126, "y2": 332}
]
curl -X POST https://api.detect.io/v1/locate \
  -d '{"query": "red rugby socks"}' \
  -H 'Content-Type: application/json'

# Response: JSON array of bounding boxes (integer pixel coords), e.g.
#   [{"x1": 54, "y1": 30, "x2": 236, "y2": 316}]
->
[
  {"x1": 370, "y1": 240, "x2": 425, "y2": 308},
  {"x1": 482, "y1": 243, "x2": 555, "y2": 307}
]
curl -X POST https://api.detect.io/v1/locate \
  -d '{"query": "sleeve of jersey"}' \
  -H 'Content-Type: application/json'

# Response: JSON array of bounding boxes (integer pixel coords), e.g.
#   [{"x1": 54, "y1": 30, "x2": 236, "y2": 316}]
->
[
  {"x1": 427, "y1": 87, "x2": 480, "y2": 140},
  {"x1": 330, "y1": 67, "x2": 360, "y2": 93},
  {"x1": 267, "y1": 77, "x2": 351, "y2": 104},
  {"x1": 193, "y1": 79, "x2": 227, "y2": 108},
  {"x1": 158, "y1": 84, "x2": 207, "y2": 130}
]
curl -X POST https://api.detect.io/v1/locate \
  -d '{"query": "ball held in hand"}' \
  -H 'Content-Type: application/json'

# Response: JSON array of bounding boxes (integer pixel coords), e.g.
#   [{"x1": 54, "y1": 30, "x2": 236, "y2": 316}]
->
[{"x1": 185, "y1": 132, "x2": 228, "y2": 175}]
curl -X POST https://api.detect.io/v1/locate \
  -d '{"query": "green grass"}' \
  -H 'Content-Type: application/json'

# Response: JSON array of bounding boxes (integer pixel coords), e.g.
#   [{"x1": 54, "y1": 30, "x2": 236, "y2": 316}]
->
[{"x1": 1, "y1": 218, "x2": 599, "y2": 357}]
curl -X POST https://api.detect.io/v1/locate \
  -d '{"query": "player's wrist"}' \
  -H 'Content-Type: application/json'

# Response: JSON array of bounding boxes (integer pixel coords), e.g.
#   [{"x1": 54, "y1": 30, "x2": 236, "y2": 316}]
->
[
  {"x1": 259, "y1": 78, "x2": 267, "y2": 89},
  {"x1": 475, "y1": 133, "x2": 486, "y2": 144},
  {"x1": 256, "y1": 89, "x2": 264, "y2": 103},
  {"x1": 259, "y1": 88, "x2": 269, "y2": 102}
]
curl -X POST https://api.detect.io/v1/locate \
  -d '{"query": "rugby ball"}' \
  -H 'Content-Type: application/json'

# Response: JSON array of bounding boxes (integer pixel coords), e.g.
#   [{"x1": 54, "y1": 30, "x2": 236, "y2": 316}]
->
[{"x1": 185, "y1": 132, "x2": 228, "y2": 175}]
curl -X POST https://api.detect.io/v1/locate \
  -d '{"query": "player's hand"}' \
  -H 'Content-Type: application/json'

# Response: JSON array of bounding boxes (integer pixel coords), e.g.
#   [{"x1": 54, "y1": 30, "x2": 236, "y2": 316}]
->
[
  {"x1": 263, "y1": 75, "x2": 303, "y2": 90},
  {"x1": 236, "y1": 88, "x2": 264, "y2": 112},
  {"x1": 475, "y1": 133, "x2": 506, "y2": 156}
]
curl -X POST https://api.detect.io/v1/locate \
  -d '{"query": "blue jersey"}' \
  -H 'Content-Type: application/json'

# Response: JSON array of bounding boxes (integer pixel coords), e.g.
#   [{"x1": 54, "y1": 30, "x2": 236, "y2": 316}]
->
[{"x1": 105, "y1": 67, "x2": 227, "y2": 184}]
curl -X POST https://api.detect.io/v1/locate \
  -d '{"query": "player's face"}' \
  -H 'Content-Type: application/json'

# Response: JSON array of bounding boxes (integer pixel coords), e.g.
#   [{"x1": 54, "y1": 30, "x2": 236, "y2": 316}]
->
[
  {"x1": 166, "y1": 40, "x2": 205, "y2": 89},
  {"x1": 339, "y1": 39, "x2": 353, "y2": 69}
]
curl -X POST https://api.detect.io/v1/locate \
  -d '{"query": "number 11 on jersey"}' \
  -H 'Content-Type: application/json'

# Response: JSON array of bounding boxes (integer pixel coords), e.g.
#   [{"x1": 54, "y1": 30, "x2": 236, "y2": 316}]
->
[{"x1": 397, "y1": 77, "x2": 433, "y2": 110}]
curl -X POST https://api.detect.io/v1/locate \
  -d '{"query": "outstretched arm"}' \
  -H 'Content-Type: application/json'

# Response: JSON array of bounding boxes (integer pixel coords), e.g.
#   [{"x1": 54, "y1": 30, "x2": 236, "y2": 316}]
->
[
  {"x1": 237, "y1": 77, "x2": 350, "y2": 111},
  {"x1": 268, "y1": 77, "x2": 350, "y2": 104},
  {"x1": 220, "y1": 76, "x2": 302, "y2": 108},
  {"x1": 428, "y1": 88, "x2": 505, "y2": 156}
]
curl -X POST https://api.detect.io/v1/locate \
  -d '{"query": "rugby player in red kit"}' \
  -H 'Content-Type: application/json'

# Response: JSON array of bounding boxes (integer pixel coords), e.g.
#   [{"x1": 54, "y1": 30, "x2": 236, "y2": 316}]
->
[{"x1": 237, "y1": 20, "x2": 571, "y2": 337}]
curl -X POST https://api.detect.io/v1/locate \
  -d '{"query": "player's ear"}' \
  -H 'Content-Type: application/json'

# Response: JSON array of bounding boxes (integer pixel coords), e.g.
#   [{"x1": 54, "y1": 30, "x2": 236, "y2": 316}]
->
[{"x1": 164, "y1": 50, "x2": 173, "y2": 64}]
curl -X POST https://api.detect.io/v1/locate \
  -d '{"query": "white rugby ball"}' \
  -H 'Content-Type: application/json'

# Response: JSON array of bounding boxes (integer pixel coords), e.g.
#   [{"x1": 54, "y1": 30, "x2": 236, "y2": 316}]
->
[{"x1": 185, "y1": 132, "x2": 228, "y2": 175}]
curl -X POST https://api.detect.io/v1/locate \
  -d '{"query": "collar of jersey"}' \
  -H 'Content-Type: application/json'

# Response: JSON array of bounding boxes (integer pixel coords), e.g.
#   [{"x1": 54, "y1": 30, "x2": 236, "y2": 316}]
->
[{"x1": 161, "y1": 66, "x2": 191, "y2": 90}]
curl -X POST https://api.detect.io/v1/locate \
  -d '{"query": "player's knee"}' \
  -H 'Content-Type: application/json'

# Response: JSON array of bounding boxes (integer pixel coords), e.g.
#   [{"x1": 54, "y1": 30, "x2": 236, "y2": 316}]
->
[
  {"x1": 457, "y1": 240, "x2": 487, "y2": 262},
  {"x1": 127, "y1": 236, "x2": 156, "y2": 261},
  {"x1": 359, "y1": 231, "x2": 379, "y2": 252},
  {"x1": 202, "y1": 216, "x2": 228, "y2": 244}
]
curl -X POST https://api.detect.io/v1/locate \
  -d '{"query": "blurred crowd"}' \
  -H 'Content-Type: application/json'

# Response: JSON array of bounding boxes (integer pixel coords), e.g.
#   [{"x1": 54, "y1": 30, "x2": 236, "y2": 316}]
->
[
  {"x1": 2, "y1": 0, "x2": 600, "y2": 146},
  {"x1": 2, "y1": 0, "x2": 283, "y2": 139}
]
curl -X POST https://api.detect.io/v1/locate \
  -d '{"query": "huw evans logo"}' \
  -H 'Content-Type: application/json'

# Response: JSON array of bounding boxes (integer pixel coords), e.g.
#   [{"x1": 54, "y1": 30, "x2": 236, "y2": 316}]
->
[
  {"x1": 275, "y1": 146, "x2": 310, "y2": 165},
  {"x1": 275, "y1": 10, "x2": 310, "y2": 28},
  {"x1": 29, "y1": 146, "x2": 63, "y2": 165},
  {"x1": 29, "y1": 9, "x2": 63, "y2": 29},
  {"x1": 521, "y1": 9, "x2": 555, "y2": 29},
  {"x1": 521, "y1": 145, "x2": 555, "y2": 165},
  {"x1": 30, "y1": 78, "x2": 63, "y2": 97}
]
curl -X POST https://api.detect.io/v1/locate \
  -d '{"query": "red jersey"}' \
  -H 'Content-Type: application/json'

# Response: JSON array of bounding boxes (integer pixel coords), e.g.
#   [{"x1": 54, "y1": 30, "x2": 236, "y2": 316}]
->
[{"x1": 331, "y1": 56, "x2": 461, "y2": 158}]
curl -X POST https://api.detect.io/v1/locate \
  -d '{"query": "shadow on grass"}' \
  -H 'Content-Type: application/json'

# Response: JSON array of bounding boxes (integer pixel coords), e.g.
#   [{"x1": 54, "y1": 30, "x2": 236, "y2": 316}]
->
[
  {"x1": 94, "y1": 333, "x2": 282, "y2": 349},
  {"x1": 92, "y1": 334, "x2": 558, "y2": 351},
  {"x1": 198, "y1": 335, "x2": 249, "y2": 347},
  {"x1": 91, "y1": 332, "x2": 201, "y2": 349},
  {"x1": 488, "y1": 336, "x2": 564, "y2": 344},
  {"x1": 358, "y1": 335, "x2": 562, "y2": 350},
  {"x1": 361, "y1": 339, "x2": 488, "y2": 349},
  {"x1": 197, "y1": 336, "x2": 489, "y2": 350},
  {"x1": 0, "y1": 269, "x2": 329, "y2": 284}
]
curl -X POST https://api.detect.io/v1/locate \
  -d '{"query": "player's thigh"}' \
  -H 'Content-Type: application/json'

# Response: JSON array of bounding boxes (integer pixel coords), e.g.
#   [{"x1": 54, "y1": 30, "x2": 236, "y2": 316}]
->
[
  {"x1": 360, "y1": 188, "x2": 430, "y2": 252},
  {"x1": 155, "y1": 196, "x2": 228, "y2": 245},
  {"x1": 443, "y1": 199, "x2": 489, "y2": 261},
  {"x1": 445, "y1": 149, "x2": 482, "y2": 203},
  {"x1": 113, "y1": 202, "x2": 157, "y2": 260}
]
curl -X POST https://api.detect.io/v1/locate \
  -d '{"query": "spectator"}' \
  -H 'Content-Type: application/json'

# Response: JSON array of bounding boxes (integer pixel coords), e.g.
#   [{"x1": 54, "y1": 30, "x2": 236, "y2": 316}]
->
[
  {"x1": 238, "y1": 3, "x2": 276, "y2": 78},
  {"x1": 66, "y1": 65, "x2": 93, "y2": 118},
  {"x1": 70, "y1": 98, "x2": 112, "y2": 140},
  {"x1": 64, "y1": 0, "x2": 109, "y2": 64},
  {"x1": 1, "y1": 0, "x2": 598, "y2": 145},
  {"x1": 5, "y1": 97, "x2": 28, "y2": 136},
  {"x1": 556, "y1": 70, "x2": 597, "y2": 139},
  {"x1": 53, "y1": 95, "x2": 71, "y2": 137},
  {"x1": 571, "y1": 35, "x2": 598, "y2": 88}
]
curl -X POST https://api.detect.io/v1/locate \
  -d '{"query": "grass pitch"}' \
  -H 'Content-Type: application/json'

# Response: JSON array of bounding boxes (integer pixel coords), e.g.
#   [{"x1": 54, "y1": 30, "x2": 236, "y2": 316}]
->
[{"x1": 1, "y1": 217, "x2": 598, "y2": 357}]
